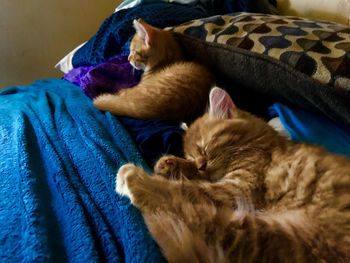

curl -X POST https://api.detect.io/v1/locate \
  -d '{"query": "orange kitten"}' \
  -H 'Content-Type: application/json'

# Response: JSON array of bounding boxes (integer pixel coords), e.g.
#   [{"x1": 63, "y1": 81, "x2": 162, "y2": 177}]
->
[
  {"x1": 116, "y1": 87, "x2": 350, "y2": 262},
  {"x1": 93, "y1": 19, "x2": 214, "y2": 120}
]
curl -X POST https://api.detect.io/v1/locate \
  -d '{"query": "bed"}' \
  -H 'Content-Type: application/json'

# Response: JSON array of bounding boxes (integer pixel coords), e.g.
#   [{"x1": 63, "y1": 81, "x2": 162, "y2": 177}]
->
[{"x1": 1, "y1": 0, "x2": 349, "y2": 262}]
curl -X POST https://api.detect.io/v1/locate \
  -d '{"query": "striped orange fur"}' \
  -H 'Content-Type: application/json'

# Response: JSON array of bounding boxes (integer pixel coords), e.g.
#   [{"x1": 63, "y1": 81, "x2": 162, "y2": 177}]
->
[
  {"x1": 116, "y1": 88, "x2": 350, "y2": 262},
  {"x1": 93, "y1": 19, "x2": 214, "y2": 120}
]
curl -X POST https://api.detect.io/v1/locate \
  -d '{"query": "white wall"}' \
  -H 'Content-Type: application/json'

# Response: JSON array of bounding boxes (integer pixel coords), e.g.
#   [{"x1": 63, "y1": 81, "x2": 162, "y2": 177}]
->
[{"x1": 0, "y1": 1, "x2": 119, "y2": 89}]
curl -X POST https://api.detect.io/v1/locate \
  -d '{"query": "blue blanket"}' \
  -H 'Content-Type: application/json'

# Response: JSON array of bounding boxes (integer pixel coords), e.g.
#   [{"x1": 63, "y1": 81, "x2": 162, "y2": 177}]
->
[{"x1": 0, "y1": 79, "x2": 164, "y2": 262}]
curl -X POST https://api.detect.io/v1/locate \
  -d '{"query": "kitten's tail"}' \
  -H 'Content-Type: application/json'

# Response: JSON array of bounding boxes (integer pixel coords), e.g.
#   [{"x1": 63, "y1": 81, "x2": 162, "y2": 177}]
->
[
  {"x1": 144, "y1": 211, "x2": 229, "y2": 263},
  {"x1": 145, "y1": 207, "x2": 347, "y2": 263}
]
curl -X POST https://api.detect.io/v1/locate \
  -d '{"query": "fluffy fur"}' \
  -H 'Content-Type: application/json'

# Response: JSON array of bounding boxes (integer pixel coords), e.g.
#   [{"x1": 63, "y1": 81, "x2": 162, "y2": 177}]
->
[
  {"x1": 116, "y1": 87, "x2": 350, "y2": 262},
  {"x1": 93, "y1": 19, "x2": 214, "y2": 120}
]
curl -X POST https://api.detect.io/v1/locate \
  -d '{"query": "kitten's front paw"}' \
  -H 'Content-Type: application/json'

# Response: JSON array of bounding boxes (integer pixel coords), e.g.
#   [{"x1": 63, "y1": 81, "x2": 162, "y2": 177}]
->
[
  {"x1": 116, "y1": 163, "x2": 140, "y2": 202},
  {"x1": 154, "y1": 155, "x2": 180, "y2": 179},
  {"x1": 155, "y1": 155, "x2": 199, "y2": 180}
]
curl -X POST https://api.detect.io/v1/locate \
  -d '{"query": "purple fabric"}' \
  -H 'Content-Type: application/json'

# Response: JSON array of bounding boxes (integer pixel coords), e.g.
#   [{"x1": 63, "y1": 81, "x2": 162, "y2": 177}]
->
[
  {"x1": 64, "y1": 55, "x2": 183, "y2": 166},
  {"x1": 64, "y1": 56, "x2": 140, "y2": 99}
]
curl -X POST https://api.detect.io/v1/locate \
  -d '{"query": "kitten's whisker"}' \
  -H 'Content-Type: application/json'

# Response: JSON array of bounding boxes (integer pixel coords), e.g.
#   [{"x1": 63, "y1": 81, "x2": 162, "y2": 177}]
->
[{"x1": 180, "y1": 173, "x2": 189, "y2": 181}]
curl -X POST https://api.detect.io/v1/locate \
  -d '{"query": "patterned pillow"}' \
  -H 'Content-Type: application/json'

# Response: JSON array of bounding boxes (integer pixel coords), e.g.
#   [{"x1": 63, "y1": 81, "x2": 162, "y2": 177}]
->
[{"x1": 170, "y1": 12, "x2": 350, "y2": 91}]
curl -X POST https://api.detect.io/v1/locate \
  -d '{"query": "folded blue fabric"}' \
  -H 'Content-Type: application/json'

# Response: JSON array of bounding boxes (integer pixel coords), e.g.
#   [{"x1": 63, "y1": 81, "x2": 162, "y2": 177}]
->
[
  {"x1": 269, "y1": 103, "x2": 350, "y2": 158},
  {"x1": 72, "y1": 3, "x2": 209, "y2": 67},
  {"x1": 0, "y1": 79, "x2": 164, "y2": 262}
]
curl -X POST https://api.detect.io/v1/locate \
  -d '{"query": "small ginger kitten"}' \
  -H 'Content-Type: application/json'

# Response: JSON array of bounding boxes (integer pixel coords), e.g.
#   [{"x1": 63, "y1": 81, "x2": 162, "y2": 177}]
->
[
  {"x1": 93, "y1": 19, "x2": 214, "y2": 120},
  {"x1": 116, "y1": 87, "x2": 350, "y2": 263}
]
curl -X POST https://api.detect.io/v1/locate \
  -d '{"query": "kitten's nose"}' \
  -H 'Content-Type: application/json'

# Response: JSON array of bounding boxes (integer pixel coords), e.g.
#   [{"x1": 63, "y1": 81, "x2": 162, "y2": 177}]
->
[{"x1": 196, "y1": 158, "x2": 207, "y2": 171}]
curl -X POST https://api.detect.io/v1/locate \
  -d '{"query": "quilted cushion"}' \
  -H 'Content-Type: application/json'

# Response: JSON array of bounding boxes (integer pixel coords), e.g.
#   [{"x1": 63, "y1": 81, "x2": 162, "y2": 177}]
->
[
  {"x1": 170, "y1": 12, "x2": 350, "y2": 91},
  {"x1": 169, "y1": 13, "x2": 350, "y2": 126}
]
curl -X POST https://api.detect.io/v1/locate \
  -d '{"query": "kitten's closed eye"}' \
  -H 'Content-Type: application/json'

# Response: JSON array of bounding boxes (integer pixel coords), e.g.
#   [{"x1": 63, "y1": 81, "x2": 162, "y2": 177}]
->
[
  {"x1": 128, "y1": 50, "x2": 147, "y2": 70},
  {"x1": 129, "y1": 49, "x2": 147, "y2": 59}
]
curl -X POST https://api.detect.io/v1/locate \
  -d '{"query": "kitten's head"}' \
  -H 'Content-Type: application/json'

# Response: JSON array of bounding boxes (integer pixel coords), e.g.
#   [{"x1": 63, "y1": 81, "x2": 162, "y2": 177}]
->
[
  {"x1": 128, "y1": 19, "x2": 183, "y2": 73},
  {"x1": 183, "y1": 87, "x2": 279, "y2": 181}
]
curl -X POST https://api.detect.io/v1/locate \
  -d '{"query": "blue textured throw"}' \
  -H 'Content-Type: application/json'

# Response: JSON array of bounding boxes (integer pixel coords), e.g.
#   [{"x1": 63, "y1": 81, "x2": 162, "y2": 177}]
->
[{"x1": 0, "y1": 79, "x2": 164, "y2": 262}]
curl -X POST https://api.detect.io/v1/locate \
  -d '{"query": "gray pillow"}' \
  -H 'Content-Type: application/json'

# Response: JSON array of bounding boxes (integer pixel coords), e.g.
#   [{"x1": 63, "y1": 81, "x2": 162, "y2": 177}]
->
[{"x1": 171, "y1": 13, "x2": 350, "y2": 126}]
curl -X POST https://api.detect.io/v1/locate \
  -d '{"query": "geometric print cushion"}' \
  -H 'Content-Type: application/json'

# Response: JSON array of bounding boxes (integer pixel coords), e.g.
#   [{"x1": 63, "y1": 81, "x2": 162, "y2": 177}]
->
[{"x1": 169, "y1": 13, "x2": 350, "y2": 91}]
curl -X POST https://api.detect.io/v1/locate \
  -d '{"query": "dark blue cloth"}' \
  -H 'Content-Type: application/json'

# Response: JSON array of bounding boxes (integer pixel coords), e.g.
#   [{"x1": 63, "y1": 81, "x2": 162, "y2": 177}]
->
[
  {"x1": 0, "y1": 79, "x2": 164, "y2": 262},
  {"x1": 120, "y1": 117, "x2": 184, "y2": 165},
  {"x1": 217, "y1": 0, "x2": 253, "y2": 14},
  {"x1": 269, "y1": 103, "x2": 350, "y2": 158},
  {"x1": 196, "y1": 0, "x2": 255, "y2": 15},
  {"x1": 72, "y1": 3, "x2": 209, "y2": 67}
]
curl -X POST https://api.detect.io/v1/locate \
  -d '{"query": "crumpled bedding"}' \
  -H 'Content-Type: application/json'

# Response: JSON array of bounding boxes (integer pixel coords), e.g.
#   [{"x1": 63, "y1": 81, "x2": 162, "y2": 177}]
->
[
  {"x1": 1, "y1": 2, "x2": 348, "y2": 262},
  {"x1": 0, "y1": 79, "x2": 164, "y2": 262},
  {"x1": 65, "y1": 56, "x2": 141, "y2": 99},
  {"x1": 65, "y1": 55, "x2": 184, "y2": 166},
  {"x1": 68, "y1": 2, "x2": 350, "y2": 165},
  {"x1": 68, "y1": 3, "x2": 214, "y2": 165}
]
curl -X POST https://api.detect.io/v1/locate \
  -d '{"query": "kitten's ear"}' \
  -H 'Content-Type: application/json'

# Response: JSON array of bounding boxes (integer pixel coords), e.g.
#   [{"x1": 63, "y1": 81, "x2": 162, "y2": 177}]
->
[
  {"x1": 208, "y1": 87, "x2": 237, "y2": 119},
  {"x1": 133, "y1": 19, "x2": 155, "y2": 46}
]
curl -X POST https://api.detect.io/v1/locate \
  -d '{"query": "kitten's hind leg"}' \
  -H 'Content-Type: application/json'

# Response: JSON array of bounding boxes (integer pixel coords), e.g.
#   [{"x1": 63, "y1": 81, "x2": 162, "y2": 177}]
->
[
  {"x1": 93, "y1": 88, "x2": 176, "y2": 120},
  {"x1": 93, "y1": 83, "x2": 202, "y2": 120},
  {"x1": 93, "y1": 92, "x2": 139, "y2": 117}
]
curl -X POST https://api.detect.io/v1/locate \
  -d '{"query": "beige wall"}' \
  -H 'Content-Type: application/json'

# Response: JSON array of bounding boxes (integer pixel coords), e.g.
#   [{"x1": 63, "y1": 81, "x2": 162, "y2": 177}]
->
[
  {"x1": 2, "y1": 1, "x2": 349, "y2": 90},
  {"x1": 0, "y1": 1, "x2": 120, "y2": 89},
  {"x1": 277, "y1": 0, "x2": 350, "y2": 25}
]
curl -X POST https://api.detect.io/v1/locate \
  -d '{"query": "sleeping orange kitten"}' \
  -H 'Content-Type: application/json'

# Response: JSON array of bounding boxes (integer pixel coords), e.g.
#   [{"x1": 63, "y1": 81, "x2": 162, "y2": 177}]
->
[
  {"x1": 93, "y1": 19, "x2": 214, "y2": 120},
  {"x1": 116, "y1": 87, "x2": 350, "y2": 263}
]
